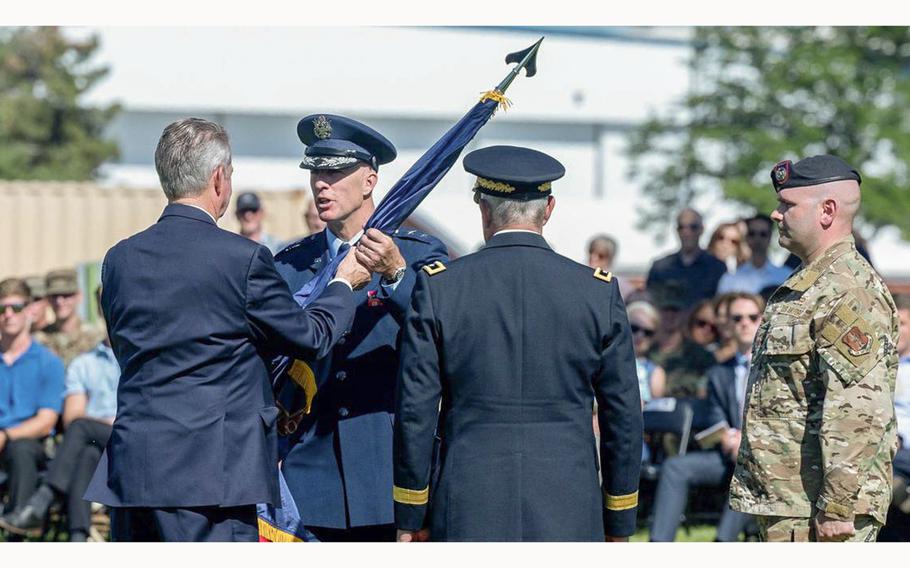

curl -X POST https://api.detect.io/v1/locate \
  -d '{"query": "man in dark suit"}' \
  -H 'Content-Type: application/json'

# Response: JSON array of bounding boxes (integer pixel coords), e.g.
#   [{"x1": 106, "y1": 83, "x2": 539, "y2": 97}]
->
[
  {"x1": 83, "y1": 118, "x2": 371, "y2": 542},
  {"x1": 648, "y1": 292, "x2": 764, "y2": 541},
  {"x1": 272, "y1": 114, "x2": 448, "y2": 542},
  {"x1": 392, "y1": 146, "x2": 642, "y2": 542}
]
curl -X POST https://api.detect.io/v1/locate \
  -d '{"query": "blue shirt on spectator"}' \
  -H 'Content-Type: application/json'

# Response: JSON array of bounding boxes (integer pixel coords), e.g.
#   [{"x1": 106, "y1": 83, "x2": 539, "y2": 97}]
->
[
  {"x1": 0, "y1": 340, "x2": 66, "y2": 429},
  {"x1": 64, "y1": 341, "x2": 120, "y2": 421}
]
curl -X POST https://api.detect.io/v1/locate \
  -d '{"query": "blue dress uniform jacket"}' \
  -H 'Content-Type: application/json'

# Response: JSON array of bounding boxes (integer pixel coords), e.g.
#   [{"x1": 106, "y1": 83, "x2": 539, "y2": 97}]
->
[
  {"x1": 273, "y1": 228, "x2": 448, "y2": 529},
  {"x1": 85, "y1": 204, "x2": 356, "y2": 508},
  {"x1": 393, "y1": 231, "x2": 643, "y2": 541}
]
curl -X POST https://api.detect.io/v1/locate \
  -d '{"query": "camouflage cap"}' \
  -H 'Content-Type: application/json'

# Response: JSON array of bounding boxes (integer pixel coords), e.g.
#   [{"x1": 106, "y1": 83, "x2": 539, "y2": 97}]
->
[
  {"x1": 45, "y1": 268, "x2": 79, "y2": 296},
  {"x1": 24, "y1": 275, "x2": 47, "y2": 299}
]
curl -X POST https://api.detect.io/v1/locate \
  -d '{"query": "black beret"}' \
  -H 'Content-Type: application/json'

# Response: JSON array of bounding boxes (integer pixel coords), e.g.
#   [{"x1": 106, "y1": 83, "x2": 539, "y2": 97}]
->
[
  {"x1": 463, "y1": 145, "x2": 565, "y2": 201},
  {"x1": 771, "y1": 155, "x2": 862, "y2": 192},
  {"x1": 298, "y1": 114, "x2": 397, "y2": 171}
]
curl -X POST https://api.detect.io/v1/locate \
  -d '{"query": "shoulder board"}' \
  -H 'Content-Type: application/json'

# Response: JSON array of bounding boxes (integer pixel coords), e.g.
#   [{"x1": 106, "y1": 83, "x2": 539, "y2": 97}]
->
[
  {"x1": 593, "y1": 267, "x2": 613, "y2": 283},
  {"x1": 422, "y1": 260, "x2": 447, "y2": 276},
  {"x1": 393, "y1": 228, "x2": 434, "y2": 244},
  {"x1": 275, "y1": 233, "x2": 319, "y2": 257}
]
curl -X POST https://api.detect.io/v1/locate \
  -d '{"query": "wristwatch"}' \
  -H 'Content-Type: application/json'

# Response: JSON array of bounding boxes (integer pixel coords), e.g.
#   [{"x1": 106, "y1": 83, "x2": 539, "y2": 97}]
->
[{"x1": 383, "y1": 265, "x2": 407, "y2": 286}]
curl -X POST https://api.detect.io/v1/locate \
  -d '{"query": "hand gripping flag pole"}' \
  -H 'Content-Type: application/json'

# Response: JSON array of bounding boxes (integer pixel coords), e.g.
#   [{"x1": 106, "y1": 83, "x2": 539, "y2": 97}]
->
[{"x1": 258, "y1": 37, "x2": 544, "y2": 542}]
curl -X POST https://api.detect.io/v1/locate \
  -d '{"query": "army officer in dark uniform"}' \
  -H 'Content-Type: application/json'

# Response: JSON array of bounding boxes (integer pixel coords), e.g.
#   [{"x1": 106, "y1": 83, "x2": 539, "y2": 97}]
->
[
  {"x1": 392, "y1": 146, "x2": 643, "y2": 542},
  {"x1": 273, "y1": 114, "x2": 448, "y2": 541}
]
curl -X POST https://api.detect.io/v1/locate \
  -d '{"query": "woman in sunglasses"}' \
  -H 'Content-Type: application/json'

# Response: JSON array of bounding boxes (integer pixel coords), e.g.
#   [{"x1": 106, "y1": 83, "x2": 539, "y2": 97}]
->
[
  {"x1": 652, "y1": 299, "x2": 718, "y2": 400},
  {"x1": 627, "y1": 301, "x2": 666, "y2": 405},
  {"x1": 707, "y1": 222, "x2": 750, "y2": 274}
]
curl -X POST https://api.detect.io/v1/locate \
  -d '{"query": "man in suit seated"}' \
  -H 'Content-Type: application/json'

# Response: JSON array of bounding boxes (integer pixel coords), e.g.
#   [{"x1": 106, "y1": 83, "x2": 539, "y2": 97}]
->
[
  {"x1": 649, "y1": 292, "x2": 764, "y2": 541},
  {"x1": 83, "y1": 118, "x2": 371, "y2": 542}
]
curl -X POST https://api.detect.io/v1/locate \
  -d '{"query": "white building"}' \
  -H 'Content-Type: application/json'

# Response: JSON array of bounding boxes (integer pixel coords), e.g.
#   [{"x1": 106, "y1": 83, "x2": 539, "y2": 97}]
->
[{"x1": 75, "y1": 26, "x2": 910, "y2": 278}]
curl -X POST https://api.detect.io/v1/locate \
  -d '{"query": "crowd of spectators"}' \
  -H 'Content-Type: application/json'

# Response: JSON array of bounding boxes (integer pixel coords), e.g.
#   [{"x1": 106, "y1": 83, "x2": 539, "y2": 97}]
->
[
  {"x1": 586, "y1": 206, "x2": 910, "y2": 541},
  {"x1": 0, "y1": 272, "x2": 113, "y2": 541}
]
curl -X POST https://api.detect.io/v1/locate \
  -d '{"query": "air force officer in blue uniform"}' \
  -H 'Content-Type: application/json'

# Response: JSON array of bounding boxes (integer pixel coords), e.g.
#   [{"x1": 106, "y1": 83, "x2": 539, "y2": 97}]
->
[
  {"x1": 272, "y1": 115, "x2": 448, "y2": 541},
  {"x1": 84, "y1": 118, "x2": 371, "y2": 542},
  {"x1": 393, "y1": 146, "x2": 643, "y2": 542}
]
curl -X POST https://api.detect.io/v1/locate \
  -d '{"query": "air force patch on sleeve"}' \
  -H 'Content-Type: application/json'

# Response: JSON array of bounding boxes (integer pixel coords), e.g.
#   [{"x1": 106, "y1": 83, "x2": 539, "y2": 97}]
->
[{"x1": 841, "y1": 325, "x2": 872, "y2": 357}]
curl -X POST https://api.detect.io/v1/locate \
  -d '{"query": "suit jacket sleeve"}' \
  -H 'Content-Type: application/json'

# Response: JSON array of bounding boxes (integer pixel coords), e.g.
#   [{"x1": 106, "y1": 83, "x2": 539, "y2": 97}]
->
[
  {"x1": 393, "y1": 271, "x2": 443, "y2": 531},
  {"x1": 594, "y1": 280, "x2": 644, "y2": 537},
  {"x1": 245, "y1": 245, "x2": 356, "y2": 361},
  {"x1": 706, "y1": 365, "x2": 731, "y2": 427}
]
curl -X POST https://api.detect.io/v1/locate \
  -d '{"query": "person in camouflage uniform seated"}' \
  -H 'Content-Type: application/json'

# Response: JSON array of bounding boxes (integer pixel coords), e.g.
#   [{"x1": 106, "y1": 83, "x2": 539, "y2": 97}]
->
[
  {"x1": 650, "y1": 286, "x2": 717, "y2": 400},
  {"x1": 729, "y1": 155, "x2": 899, "y2": 542},
  {"x1": 33, "y1": 269, "x2": 103, "y2": 367}
]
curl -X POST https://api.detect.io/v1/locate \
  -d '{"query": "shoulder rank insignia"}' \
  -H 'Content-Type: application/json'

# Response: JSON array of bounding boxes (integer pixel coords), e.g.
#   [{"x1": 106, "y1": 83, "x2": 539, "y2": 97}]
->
[
  {"x1": 593, "y1": 267, "x2": 613, "y2": 283},
  {"x1": 422, "y1": 260, "x2": 446, "y2": 276}
]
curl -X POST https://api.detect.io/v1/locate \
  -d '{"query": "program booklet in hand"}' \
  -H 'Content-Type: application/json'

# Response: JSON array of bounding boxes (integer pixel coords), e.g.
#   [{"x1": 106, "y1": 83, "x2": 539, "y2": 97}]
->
[{"x1": 694, "y1": 420, "x2": 730, "y2": 450}]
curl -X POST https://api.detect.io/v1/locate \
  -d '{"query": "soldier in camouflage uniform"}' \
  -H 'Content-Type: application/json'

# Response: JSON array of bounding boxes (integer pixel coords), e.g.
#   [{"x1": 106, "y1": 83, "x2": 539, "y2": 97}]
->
[
  {"x1": 33, "y1": 269, "x2": 103, "y2": 367},
  {"x1": 729, "y1": 155, "x2": 899, "y2": 542}
]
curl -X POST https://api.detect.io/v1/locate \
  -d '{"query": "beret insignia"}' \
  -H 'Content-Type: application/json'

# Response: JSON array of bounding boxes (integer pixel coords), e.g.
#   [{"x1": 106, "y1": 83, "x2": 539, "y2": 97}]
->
[
  {"x1": 774, "y1": 160, "x2": 791, "y2": 186},
  {"x1": 313, "y1": 115, "x2": 332, "y2": 140}
]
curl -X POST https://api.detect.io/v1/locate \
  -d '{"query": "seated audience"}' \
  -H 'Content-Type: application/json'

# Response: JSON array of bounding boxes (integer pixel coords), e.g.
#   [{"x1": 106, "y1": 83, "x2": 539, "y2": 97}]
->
[
  {"x1": 717, "y1": 214, "x2": 791, "y2": 295},
  {"x1": 652, "y1": 296, "x2": 717, "y2": 400},
  {"x1": 711, "y1": 293, "x2": 738, "y2": 363},
  {"x1": 646, "y1": 208, "x2": 727, "y2": 312},
  {"x1": 707, "y1": 222, "x2": 748, "y2": 273},
  {"x1": 0, "y1": 288, "x2": 118, "y2": 541},
  {"x1": 890, "y1": 295, "x2": 910, "y2": 521},
  {"x1": 0, "y1": 279, "x2": 65, "y2": 517},
  {"x1": 649, "y1": 292, "x2": 764, "y2": 541},
  {"x1": 22, "y1": 276, "x2": 53, "y2": 332},
  {"x1": 34, "y1": 269, "x2": 103, "y2": 367},
  {"x1": 586, "y1": 234, "x2": 618, "y2": 272},
  {"x1": 234, "y1": 191, "x2": 283, "y2": 254},
  {"x1": 627, "y1": 301, "x2": 666, "y2": 404}
]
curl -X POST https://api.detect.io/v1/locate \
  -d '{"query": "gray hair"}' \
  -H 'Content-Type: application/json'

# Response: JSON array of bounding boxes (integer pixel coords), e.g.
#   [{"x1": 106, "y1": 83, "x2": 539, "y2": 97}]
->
[
  {"x1": 627, "y1": 300, "x2": 661, "y2": 328},
  {"x1": 155, "y1": 118, "x2": 232, "y2": 200},
  {"x1": 587, "y1": 234, "x2": 618, "y2": 257},
  {"x1": 479, "y1": 193, "x2": 547, "y2": 228}
]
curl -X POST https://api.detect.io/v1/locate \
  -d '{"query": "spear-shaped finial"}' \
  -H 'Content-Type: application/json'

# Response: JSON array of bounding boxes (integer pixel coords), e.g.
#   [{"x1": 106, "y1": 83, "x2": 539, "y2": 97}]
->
[
  {"x1": 480, "y1": 37, "x2": 544, "y2": 112},
  {"x1": 497, "y1": 36, "x2": 544, "y2": 93}
]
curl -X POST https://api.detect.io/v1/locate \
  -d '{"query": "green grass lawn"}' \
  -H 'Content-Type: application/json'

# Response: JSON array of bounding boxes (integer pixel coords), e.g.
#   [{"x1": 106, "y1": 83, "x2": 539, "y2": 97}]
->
[{"x1": 631, "y1": 524, "x2": 718, "y2": 542}]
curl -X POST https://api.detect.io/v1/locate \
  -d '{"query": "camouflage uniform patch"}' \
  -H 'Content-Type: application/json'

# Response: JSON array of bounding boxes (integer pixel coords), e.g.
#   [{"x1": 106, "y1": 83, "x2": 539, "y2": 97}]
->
[
  {"x1": 729, "y1": 237, "x2": 899, "y2": 528},
  {"x1": 34, "y1": 322, "x2": 105, "y2": 366}
]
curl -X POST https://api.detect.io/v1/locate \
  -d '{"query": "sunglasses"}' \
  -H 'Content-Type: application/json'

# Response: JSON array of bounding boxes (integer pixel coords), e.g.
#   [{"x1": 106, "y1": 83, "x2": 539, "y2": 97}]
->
[
  {"x1": 731, "y1": 313, "x2": 761, "y2": 323},
  {"x1": 630, "y1": 324, "x2": 656, "y2": 338},
  {"x1": 49, "y1": 293, "x2": 78, "y2": 301},
  {"x1": 693, "y1": 318, "x2": 716, "y2": 330},
  {"x1": 1, "y1": 303, "x2": 27, "y2": 314},
  {"x1": 677, "y1": 223, "x2": 702, "y2": 231}
]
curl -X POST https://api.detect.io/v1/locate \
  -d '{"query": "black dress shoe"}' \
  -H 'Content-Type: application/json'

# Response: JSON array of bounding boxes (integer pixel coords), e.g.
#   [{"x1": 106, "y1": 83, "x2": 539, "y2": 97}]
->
[{"x1": 0, "y1": 505, "x2": 45, "y2": 538}]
